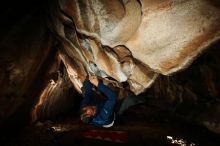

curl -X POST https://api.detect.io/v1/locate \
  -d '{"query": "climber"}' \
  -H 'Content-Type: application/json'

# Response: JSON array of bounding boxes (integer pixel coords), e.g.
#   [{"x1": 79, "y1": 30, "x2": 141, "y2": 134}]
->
[{"x1": 80, "y1": 75, "x2": 117, "y2": 128}]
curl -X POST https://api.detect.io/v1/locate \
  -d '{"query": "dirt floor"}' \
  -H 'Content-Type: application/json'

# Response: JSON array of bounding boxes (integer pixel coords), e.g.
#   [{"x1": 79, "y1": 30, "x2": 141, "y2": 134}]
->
[{"x1": 1, "y1": 100, "x2": 220, "y2": 146}]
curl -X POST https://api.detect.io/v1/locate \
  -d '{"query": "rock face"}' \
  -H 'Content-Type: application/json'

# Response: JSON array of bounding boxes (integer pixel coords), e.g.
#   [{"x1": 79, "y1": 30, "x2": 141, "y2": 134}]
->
[
  {"x1": 47, "y1": 0, "x2": 220, "y2": 95},
  {"x1": 147, "y1": 43, "x2": 220, "y2": 133},
  {"x1": 0, "y1": 5, "x2": 54, "y2": 124},
  {"x1": 1, "y1": 0, "x2": 220, "y2": 135}
]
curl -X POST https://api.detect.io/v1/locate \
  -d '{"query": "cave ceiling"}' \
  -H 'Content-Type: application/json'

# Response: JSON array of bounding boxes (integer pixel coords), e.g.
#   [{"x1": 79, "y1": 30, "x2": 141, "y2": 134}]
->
[{"x1": 48, "y1": 0, "x2": 220, "y2": 94}]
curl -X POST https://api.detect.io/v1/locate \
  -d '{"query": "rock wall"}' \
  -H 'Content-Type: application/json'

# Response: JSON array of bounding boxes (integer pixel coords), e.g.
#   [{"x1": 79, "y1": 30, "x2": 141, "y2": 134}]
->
[
  {"x1": 147, "y1": 42, "x2": 220, "y2": 134},
  {"x1": 0, "y1": 5, "x2": 54, "y2": 125},
  {"x1": 47, "y1": 0, "x2": 220, "y2": 94}
]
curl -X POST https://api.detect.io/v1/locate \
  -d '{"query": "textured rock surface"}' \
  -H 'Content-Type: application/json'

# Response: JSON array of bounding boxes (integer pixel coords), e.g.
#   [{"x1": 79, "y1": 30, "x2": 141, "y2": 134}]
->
[
  {"x1": 147, "y1": 43, "x2": 220, "y2": 134},
  {"x1": 46, "y1": 0, "x2": 220, "y2": 94},
  {"x1": 0, "y1": 6, "x2": 54, "y2": 124}
]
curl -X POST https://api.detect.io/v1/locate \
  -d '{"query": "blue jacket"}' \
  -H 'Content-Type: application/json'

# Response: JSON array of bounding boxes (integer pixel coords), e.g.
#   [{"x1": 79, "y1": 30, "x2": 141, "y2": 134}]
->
[{"x1": 80, "y1": 80, "x2": 117, "y2": 126}]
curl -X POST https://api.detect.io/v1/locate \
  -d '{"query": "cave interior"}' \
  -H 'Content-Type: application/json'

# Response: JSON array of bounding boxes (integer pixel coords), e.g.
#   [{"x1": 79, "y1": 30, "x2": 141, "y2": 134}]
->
[{"x1": 1, "y1": 0, "x2": 220, "y2": 146}]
